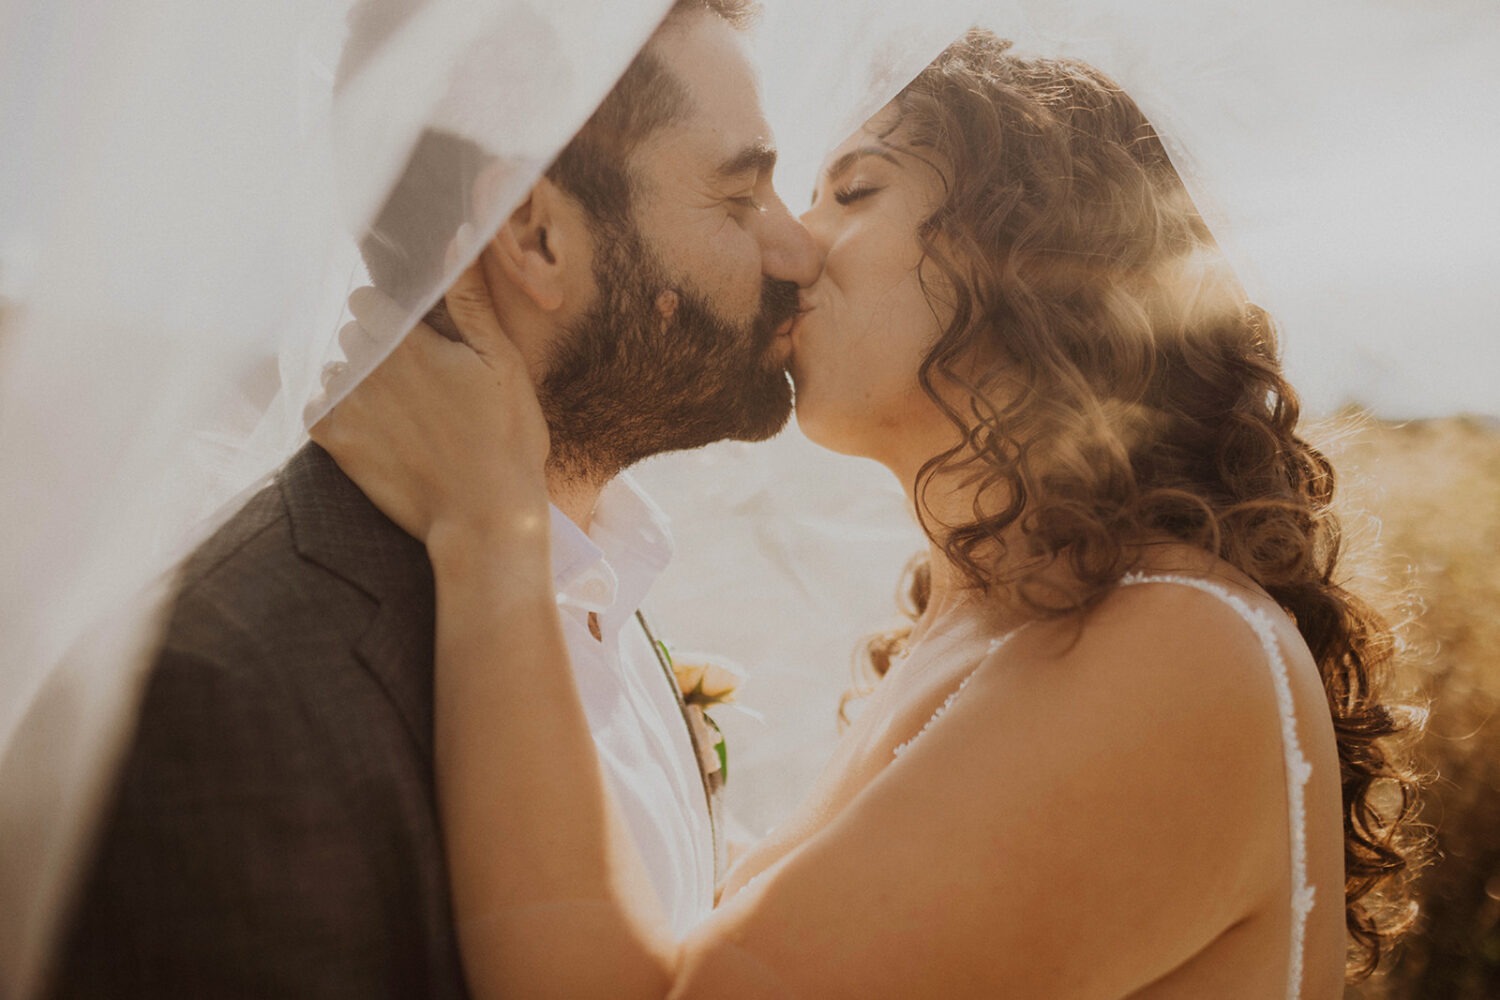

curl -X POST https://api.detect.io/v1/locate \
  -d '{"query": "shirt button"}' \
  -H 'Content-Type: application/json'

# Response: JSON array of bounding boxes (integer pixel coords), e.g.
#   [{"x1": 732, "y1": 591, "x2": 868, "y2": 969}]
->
[{"x1": 581, "y1": 578, "x2": 611, "y2": 604}]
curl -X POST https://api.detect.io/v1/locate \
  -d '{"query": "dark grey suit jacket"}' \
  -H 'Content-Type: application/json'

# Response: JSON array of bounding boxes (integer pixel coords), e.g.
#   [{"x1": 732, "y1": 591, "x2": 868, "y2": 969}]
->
[{"x1": 47, "y1": 444, "x2": 470, "y2": 998}]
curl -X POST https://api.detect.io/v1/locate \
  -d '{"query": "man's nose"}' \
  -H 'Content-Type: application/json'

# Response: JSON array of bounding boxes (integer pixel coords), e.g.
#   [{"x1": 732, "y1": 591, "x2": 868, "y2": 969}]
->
[
  {"x1": 798, "y1": 205, "x2": 832, "y2": 256},
  {"x1": 759, "y1": 195, "x2": 824, "y2": 288}
]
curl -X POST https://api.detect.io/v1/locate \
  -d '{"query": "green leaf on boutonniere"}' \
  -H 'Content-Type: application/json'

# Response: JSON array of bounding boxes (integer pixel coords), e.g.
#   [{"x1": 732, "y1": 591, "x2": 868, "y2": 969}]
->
[
  {"x1": 704, "y1": 712, "x2": 727, "y2": 782},
  {"x1": 659, "y1": 638, "x2": 741, "y2": 787}
]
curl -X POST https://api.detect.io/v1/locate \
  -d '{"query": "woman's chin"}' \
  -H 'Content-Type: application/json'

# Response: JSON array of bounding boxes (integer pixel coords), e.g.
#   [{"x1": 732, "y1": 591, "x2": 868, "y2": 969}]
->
[{"x1": 792, "y1": 402, "x2": 870, "y2": 459}]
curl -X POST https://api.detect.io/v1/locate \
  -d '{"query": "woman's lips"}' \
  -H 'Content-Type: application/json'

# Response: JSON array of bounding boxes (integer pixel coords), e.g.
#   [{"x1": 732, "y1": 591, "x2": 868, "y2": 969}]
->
[
  {"x1": 780, "y1": 306, "x2": 813, "y2": 340},
  {"x1": 771, "y1": 306, "x2": 813, "y2": 365},
  {"x1": 774, "y1": 308, "x2": 810, "y2": 364}
]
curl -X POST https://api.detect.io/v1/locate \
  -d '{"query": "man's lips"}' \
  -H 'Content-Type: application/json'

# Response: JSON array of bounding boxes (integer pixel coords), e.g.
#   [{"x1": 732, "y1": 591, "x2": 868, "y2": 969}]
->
[{"x1": 773, "y1": 306, "x2": 813, "y2": 339}]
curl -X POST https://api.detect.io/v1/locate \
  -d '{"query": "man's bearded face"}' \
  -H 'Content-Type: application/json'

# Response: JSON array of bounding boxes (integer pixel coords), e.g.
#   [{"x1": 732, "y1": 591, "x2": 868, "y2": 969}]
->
[{"x1": 537, "y1": 216, "x2": 798, "y2": 480}]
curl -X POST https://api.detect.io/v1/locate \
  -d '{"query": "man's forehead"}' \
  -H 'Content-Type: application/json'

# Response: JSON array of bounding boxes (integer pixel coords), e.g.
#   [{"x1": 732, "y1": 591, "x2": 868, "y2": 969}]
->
[
  {"x1": 654, "y1": 98, "x2": 776, "y2": 173},
  {"x1": 647, "y1": 10, "x2": 772, "y2": 172}
]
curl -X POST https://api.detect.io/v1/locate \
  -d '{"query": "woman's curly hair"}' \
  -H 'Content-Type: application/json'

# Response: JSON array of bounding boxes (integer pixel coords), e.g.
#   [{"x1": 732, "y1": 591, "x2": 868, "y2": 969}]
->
[{"x1": 854, "y1": 29, "x2": 1427, "y2": 980}]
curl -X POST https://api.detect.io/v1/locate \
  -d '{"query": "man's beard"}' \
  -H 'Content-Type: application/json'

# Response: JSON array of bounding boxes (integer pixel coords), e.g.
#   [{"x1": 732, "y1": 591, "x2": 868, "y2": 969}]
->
[{"x1": 537, "y1": 221, "x2": 798, "y2": 482}]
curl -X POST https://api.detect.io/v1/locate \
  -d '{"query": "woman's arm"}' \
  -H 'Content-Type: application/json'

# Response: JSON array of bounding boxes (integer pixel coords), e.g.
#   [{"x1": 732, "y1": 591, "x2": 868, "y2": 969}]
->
[
  {"x1": 428, "y1": 527, "x2": 1290, "y2": 999},
  {"x1": 426, "y1": 526, "x2": 680, "y2": 999},
  {"x1": 313, "y1": 266, "x2": 682, "y2": 997},
  {"x1": 314, "y1": 267, "x2": 1293, "y2": 1000}
]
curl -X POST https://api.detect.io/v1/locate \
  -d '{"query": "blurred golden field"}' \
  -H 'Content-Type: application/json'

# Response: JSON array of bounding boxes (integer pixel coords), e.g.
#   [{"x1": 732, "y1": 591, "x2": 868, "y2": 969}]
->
[{"x1": 1332, "y1": 415, "x2": 1500, "y2": 999}]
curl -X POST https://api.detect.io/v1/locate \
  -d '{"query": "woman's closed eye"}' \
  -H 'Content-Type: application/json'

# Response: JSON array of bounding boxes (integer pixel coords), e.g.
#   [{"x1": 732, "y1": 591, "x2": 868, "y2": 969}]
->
[{"x1": 834, "y1": 183, "x2": 881, "y2": 206}]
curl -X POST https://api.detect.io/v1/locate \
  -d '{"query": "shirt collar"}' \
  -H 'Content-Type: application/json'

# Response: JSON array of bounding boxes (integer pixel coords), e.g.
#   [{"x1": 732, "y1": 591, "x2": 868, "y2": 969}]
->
[{"x1": 551, "y1": 473, "x2": 673, "y2": 621}]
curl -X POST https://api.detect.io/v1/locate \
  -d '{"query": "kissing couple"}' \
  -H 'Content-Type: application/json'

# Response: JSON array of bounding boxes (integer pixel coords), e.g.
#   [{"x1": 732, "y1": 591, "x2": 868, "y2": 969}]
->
[{"x1": 50, "y1": 2, "x2": 1422, "y2": 997}]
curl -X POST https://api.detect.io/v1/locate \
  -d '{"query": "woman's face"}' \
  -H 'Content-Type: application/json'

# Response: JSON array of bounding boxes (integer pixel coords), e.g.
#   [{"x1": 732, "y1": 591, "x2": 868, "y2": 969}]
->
[{"x1": 791, "y1": 105, "x2": 957, "y2": 468}]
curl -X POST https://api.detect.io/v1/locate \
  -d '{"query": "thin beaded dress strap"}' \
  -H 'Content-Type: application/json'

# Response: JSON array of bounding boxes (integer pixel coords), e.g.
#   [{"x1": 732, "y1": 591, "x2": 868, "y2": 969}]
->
[
  {"x1": 1119, "y1": 572, "x2": 1314, "y2": 1000},
  {"x1": 892, "y1": 627, "x2": 1028, "y2": 760}
]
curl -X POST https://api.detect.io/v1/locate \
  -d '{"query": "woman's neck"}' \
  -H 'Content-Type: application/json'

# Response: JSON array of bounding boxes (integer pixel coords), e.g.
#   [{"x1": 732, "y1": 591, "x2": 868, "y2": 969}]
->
[{"x1": 889, "y1": 451, "x2": 994, "y2": 626}]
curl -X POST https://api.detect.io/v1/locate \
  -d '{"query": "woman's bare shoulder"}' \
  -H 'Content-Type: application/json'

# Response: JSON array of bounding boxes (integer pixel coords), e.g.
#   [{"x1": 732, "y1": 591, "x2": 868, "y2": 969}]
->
[
  {"x1": 990, "y1": 571, "x2": 1286, "y2": 711},
  {"x1": 951, "y1": 572, "x2": 1295, "y2": 870}
]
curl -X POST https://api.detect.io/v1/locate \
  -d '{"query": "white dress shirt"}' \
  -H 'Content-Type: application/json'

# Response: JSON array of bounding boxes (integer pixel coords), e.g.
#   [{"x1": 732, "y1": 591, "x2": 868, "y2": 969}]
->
[{"x1": 547, "y1": 474, "x2": 715, "y2": 935}]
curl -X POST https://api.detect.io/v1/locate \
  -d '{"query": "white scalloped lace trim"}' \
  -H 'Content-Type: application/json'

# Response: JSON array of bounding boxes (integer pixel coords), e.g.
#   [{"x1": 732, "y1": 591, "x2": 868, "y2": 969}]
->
[{"x1": 892, "y1": 630, "x2": 1019, "y2": 759}]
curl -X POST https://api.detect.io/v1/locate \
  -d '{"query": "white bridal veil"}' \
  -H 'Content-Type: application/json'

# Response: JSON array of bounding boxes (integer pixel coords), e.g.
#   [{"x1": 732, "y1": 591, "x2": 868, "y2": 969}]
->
[
  {"x1": 0, "y1": 1, "x2": 680, "y2": 991},
  {"x1": 1, "y1": 0, "x2": 1495, "y2": 994}
]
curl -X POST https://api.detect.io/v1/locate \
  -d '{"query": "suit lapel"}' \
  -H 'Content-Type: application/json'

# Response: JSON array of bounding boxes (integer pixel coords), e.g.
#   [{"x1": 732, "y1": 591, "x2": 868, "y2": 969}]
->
[{"x1": 280, "y1": 443, "x2": 437, "y2": 760}]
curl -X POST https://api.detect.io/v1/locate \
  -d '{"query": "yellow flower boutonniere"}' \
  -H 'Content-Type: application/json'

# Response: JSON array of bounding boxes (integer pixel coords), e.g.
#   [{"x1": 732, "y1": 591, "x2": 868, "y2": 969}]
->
[{"x1": 660, "y1": 642, "x2": 744, "y2": 786}]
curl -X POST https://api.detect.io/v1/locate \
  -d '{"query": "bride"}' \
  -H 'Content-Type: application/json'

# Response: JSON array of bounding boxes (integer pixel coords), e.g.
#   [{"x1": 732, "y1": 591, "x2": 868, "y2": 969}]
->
[{"x1": 312, "y1": 30, "x2": 1421, "y2": 999}]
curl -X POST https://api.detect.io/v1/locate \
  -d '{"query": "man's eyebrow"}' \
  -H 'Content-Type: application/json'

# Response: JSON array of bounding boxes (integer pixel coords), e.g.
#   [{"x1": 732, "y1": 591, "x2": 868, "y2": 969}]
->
[{"x1": 716, "y1": 141, "x2": 778, "y2": 179}]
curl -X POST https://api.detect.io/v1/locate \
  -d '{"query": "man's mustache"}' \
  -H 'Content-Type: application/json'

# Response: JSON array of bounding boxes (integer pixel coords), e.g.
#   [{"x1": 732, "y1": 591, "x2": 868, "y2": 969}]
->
[{"x1": 757, "y1": 277, "x2": 801, "y2": 338}]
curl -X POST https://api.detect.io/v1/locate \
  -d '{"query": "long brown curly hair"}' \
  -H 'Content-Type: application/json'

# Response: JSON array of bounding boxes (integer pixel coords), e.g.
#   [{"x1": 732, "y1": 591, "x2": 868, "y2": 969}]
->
[{"x1": 853, "y1": 29, "x2": 1427, "y2": 980}]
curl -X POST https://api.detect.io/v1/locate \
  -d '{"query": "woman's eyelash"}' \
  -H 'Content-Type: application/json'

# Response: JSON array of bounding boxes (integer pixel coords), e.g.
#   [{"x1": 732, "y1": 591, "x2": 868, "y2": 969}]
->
[{"x1": 834, "y1": 184, "x2": 879, "y2": 206}]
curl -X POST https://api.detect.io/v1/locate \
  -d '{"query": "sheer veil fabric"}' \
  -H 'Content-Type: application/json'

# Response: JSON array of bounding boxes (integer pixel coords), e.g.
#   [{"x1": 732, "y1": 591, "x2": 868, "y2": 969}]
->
[
  {"x1": 1, "y1": 0, "x2": 1495, "y2": 995},
  {"x1": 0, "y1": 2, "x2": 677, "y2": 992}
]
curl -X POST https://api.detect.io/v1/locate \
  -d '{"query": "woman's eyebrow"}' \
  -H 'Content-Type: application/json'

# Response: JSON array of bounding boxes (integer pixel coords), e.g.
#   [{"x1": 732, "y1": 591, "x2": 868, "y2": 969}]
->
[
  {"x1": 822, "y1": 146, "x2": 901, "y2": 184},
  {"x1": 812, "y1": 145, "x2": 902, "y2": 204}
]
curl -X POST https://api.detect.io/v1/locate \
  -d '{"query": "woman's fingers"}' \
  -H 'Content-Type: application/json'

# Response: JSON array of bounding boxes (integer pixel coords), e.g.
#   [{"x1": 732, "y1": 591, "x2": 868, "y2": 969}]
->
[
  {"x1": 347, "y1": 285, "x2": 407, "y2": 336},
  {"x1": 443, "y1": 258, "x2": 523, "y2": 368},
  {"x1": 337, "y1": 319, "x2": 371, "y2": 360},
  {"x1": 307, "y1": 398, "x2": 344, "y2": 453},
  {"x1": 329, "y1": 266, "x2": 545, "y2": 439},
  {"x1": 310, "y1": 263, "x2": 552, "y2": 544},
  {"x1": 342, "y1": 278, "x2": 500, "y2": 378},
  {"x1": 318, "y1": 361, "x2": 355, "y2": 407}
]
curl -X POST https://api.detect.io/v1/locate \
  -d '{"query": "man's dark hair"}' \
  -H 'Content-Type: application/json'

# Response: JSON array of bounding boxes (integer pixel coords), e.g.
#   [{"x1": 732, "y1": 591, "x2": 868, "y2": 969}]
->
[
  {"x1": 347, "y1": 0, "x2": 760, "y2": 294},
  {"x1": 545, "y1": 0, "x2": 760, "y2": 234}
]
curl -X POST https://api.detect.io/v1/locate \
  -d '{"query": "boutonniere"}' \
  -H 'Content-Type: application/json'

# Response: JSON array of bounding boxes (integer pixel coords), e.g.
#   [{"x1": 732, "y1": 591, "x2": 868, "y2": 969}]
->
[{"x1": 659, "y1": 642, "x2": 744, "y2": 787}]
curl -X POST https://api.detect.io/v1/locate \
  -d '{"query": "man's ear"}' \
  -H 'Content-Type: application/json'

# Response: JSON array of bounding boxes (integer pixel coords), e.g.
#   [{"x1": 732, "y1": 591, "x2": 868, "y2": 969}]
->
[{"x1": 490, "y1": 177, "x2": 584, "y2": 314}]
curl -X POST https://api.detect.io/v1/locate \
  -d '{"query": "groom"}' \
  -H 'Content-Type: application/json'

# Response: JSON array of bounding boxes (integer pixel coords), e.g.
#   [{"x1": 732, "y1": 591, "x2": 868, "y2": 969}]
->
[{"x1": 47, "y1": 1, "x2": 818, "y2": 996}]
